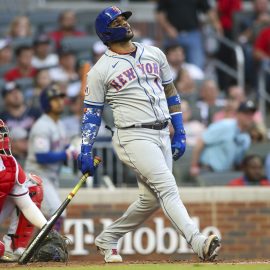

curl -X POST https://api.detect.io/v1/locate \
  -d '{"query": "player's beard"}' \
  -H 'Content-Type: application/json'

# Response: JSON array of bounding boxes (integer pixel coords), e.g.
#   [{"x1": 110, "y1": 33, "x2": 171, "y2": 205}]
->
[{"x1": 118, "y1": 28, "x2": 134, "y2": 43}]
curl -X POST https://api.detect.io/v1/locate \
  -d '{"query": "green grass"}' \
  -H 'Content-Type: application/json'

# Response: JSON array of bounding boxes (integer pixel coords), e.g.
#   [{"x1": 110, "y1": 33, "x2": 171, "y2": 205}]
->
[{"x1": 2, "y1": 263, "x2": 270, "y2": 270}]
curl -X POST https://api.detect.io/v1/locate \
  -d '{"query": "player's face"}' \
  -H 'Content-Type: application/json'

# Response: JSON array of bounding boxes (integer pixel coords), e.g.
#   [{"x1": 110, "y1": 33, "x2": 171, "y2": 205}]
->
[
  {"x1": 110, "y1": 15, "x2": 134, "y2": 42},
  {"x1": 50, "y1": 96, "x2": 65, "y2": 115}
]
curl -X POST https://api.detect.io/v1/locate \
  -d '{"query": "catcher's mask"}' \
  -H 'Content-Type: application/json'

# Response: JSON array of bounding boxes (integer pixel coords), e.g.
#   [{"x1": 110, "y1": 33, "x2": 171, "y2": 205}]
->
[{"x1": 0, "y1": 119, "x2": 11, "y2": 156}]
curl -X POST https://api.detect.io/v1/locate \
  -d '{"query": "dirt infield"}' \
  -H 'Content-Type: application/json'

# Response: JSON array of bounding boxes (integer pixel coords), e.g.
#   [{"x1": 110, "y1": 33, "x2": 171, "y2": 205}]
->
[{"x1": 1, "y1": 259, "x2": 270, "y2": 270}]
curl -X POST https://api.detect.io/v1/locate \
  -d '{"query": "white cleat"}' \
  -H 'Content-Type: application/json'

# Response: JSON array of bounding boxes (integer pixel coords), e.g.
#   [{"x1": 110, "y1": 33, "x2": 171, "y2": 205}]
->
[
  {"x1": 97, "y1": 247, "x2": 123, "y2": 263},
  {"x1": 0, "y1": 251, "x2": 20, "y2": 262},
  {"x1": 202, "y1": 234, "x2": 221, "y2": 261}
]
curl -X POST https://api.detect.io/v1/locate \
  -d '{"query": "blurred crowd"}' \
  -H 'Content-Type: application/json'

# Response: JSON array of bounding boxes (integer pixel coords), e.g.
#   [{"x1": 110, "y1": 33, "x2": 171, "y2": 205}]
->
[{"x1": 0, "y1": 0, "x2": 270, "y2": 187}]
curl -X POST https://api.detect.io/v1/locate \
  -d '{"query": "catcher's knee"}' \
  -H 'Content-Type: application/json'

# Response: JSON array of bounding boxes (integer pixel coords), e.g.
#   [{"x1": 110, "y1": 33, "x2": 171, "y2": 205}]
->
[{"x1": 28, "y1": 173, "x2": 44, "y2": 208}]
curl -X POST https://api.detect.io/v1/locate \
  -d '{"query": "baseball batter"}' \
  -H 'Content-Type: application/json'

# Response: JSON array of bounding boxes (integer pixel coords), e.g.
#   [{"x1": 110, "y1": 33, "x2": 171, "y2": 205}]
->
[
  {"x1": 25, "y1": 85, "x2": 77, "y2": 230},
  {"x1": 78, "y1": 6, "x2": 221, "y2": 263}
]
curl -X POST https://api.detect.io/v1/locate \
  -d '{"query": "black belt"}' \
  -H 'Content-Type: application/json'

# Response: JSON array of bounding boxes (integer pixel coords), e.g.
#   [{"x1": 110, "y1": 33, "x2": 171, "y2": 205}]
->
[{"x1": 121, "y1": 121, "x2": 169, "y2": 130}]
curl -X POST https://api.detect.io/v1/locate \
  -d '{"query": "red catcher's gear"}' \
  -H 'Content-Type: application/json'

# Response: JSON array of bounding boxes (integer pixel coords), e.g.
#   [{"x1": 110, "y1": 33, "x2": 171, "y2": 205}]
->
[
  {"x1": 11, "y1": 174, "x2": 44, "y2": 250},
  {"x1": 0, "y1": 155, "x2": 26, "y2": 212},
  {"x1": 0, "y1": 241, "x2": 4, "y2": 257},
  {"x1": 0, "y1": 119, "x2": 11, "y2": 156}
]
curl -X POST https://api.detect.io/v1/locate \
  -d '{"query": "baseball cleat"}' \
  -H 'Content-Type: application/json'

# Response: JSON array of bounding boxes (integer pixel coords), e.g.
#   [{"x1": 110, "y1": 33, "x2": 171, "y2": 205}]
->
[
  {"x1": 202, "y1": 234, "x2": 221, "y2": 261},
  {"x1": 0, "y1": 251, "x2": 20, "y2": 262},
  {"x1": 97, "y1": 246, "x2": 123, "y2": 263}
]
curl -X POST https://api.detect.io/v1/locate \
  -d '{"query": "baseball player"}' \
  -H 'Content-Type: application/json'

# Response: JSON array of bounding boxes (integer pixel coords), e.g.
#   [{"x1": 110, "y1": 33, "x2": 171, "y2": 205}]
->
[
  {"x1": 24, "y1": 85, "x2": 77, "y2": 231},
  {"x1": 78, "y1": 6, "x2": 221, "y2": 263},
  {"x1": 0, "y1": 119, "x2": 47, "y2": 262}
]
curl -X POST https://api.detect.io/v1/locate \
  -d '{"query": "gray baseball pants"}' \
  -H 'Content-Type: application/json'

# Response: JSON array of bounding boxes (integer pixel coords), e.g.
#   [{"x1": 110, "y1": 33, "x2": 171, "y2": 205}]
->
[{"x1": 95, "y1": 127, "x2": 206, "y2": 257}]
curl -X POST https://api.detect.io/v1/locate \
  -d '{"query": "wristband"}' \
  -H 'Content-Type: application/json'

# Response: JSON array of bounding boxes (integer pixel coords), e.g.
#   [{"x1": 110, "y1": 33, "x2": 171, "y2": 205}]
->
[{"x1": 167, "y1": 94, "x2": 181, "y2": 107}]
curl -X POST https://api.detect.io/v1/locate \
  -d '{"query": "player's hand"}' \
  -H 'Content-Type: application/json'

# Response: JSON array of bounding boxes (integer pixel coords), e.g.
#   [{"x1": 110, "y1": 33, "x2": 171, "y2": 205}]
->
[
  {"x1": 77, "y1": 153, "x2": 95, "y2": 175},
  {"x1": 65, "y1": 144, "x2": 79, "y2": 160},
  {"x1": 171, "y1": 130, "x2": 186, "y2": 161}
]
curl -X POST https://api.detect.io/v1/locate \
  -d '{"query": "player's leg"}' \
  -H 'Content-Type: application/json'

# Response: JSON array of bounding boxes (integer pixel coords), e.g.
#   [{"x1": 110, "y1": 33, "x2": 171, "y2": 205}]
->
[
  {"x1": 95, "y1": 177, "x2": 159, "y2": 251},
  {"x1": 159, "y1": 129, "x2": 220, "y2": 260},
  {"x1": 113, "y1": 129, "x2": 218, "y2": 260},
  {"x1": 1, "y1": 176, "x2": 44, "y2": 262}
]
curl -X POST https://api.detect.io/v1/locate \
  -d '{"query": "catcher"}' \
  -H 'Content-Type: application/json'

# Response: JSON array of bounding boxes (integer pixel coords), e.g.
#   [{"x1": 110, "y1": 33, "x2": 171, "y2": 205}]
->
[{"x1": 0, "y1": 119, "x2": 68, "y2": 262}]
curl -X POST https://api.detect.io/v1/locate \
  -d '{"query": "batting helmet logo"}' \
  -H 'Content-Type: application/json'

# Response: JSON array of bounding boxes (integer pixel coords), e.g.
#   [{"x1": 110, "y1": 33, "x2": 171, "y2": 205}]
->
[{"x1": 95, "y1": 6, "x2": 132, "y2": 45}]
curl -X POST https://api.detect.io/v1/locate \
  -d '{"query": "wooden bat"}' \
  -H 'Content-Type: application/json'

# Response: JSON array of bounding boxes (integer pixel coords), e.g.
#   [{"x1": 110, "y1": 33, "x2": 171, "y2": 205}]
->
[{"x1": 18, "y1": 156, "x2": 102, "y2": 265}]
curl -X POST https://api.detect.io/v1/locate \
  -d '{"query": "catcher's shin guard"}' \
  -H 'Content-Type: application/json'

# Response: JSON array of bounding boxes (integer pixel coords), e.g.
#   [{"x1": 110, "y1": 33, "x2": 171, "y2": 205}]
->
[
  {"x1": 0, "y1": 241, "x2": 5, "y2": 257},
  {"x1": 12, "y1": 175, "x2": 44, "y2": 250}
]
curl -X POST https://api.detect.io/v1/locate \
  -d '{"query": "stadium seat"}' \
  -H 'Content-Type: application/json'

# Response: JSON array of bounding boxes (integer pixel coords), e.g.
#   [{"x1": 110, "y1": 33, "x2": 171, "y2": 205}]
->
[
  {"x1": 246, "y1": 141, "x2": 270, "y2": 159},
  {"x1": 232, "y1": 11, "x2": 254, "y2": 41},
  {"x1": 61, "y1": 35, "x2": 99, "y2": 53},
  {"x1": 15, "y1": 77, "x2": 34, "y2": 92},
  {"x1": 76, "y1": 10, "x2": 100, "y2": 34},
  {"x1": 173, "y1": 146, "x2": 198, "y2": 186},
  {"x1": 196, "y1": 171, "x2": 242, "y2": 186},
  {"x1": 28, "y1": 10, "x2": 60, "y2": 33},
  {"x1": 60, "y1": 35, "x2": 99, "y2": 61},
  {"x1": 11, "y1": 37, "x2": 34, "y2": 49},
  {"x1": 0, "y1": 12, "x2": 18, "y2": 25}
]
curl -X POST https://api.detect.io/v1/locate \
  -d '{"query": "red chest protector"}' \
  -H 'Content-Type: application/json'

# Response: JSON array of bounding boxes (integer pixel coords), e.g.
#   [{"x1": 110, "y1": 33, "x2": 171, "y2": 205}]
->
[{"x1": 0, "y1": 155, "x2": 26, "y2": 212}]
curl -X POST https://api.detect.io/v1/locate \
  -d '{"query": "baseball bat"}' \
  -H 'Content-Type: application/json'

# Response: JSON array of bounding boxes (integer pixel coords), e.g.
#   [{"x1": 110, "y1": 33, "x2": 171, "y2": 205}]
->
[{"x1": 18, "y1": 156, "x2": 102, "y2": 265}]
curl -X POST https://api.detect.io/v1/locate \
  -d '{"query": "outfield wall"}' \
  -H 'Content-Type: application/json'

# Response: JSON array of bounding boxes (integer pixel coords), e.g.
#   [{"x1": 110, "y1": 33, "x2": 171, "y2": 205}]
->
[
  {"x1": 60, "y1": 187, "x2": 270, "y2": 261},
  {"x1": 1, "y1": 187, "x2": 270, "y2": 261}
]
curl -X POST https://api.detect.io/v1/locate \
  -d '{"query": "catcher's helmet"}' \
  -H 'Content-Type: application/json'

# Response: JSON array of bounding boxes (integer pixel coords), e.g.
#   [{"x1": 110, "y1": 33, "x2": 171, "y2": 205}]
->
[
  {"x1": 0, "y1": 119, "x2": 11, "y2": 156},
  {"x1": 40, "y1": 85, "x2": 66, "y2": 113},
  {"x1": 95, "y1": 6, "x2": 132, "y2": 44}
]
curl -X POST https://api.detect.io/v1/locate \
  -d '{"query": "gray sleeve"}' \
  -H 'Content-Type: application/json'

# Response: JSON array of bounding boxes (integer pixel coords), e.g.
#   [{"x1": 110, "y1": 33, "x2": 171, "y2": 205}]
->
[
  {"x1": 156, "y1": 48, "x2": 173, "y2": 85},
  {"x1": 84, "y1": 67, "x2": 106, "y2": 107},
  {"x1": 30, "y1": 126, "x2": 51, "y2": 153}
]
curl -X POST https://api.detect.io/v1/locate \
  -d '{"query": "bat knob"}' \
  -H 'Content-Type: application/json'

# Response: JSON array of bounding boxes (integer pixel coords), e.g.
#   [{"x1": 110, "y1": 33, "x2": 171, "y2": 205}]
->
[{"x1": 93, "y1": 156, "x2": 102, "y2": 167}]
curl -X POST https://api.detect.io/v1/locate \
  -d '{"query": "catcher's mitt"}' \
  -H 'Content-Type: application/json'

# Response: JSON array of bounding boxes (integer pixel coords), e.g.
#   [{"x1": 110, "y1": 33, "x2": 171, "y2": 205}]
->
[{"x1": 31, "y1": 230, "x2": 69, "y2": 262}]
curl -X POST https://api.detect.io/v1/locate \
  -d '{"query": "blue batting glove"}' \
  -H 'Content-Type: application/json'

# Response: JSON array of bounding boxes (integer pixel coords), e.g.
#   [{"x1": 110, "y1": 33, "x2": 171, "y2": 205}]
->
[
  {"x1": 77, "y1": 153, "x2": 95, "y2": 175},
  {"x1": 171, "y1": 130, "x2": 186, "y2": 161}
]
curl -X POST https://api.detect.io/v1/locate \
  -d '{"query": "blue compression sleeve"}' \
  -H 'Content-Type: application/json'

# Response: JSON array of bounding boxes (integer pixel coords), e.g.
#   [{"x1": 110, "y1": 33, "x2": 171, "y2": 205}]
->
[
  {"x1": 171, "y1": 112, "x2": 184, "y2": 133},
  {"x1": 35, "y1": 151, "x2": 67, "y2": 164},
  {"x1": 81, "y1": 104, "x2": 103, "y2": 154}
]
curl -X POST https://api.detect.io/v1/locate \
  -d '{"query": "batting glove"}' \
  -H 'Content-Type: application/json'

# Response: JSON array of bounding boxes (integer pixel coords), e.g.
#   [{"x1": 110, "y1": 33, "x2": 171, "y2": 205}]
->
[
  {"x1": 65, "y1": 144, "x2": 79, "y2": 160},
  {"x1": 77, "y1": 153, "x2": 95, "y2": 175},
  {"x1": 171, "y1": 129, "x2": 186, "y2": 161}
]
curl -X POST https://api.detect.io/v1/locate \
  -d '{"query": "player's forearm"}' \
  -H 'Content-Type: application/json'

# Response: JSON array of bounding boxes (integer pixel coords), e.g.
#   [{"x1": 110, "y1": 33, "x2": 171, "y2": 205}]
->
[
  {"x1": 35, "y1": 151, "x2": 67, "y2": 164},
  {"x1": 156, "y1": 12, "x2": 173, "y2": 32},
  {"x1": 81, "y1": 105, "x2": 103, "y2": 154},
  {"x1": 164, "y1": 82, "x2": 181, "y2": 114},
  {"x1": 164, "y1": 82, "x2": 184, "y2": 134},
  {"x1": 14, "y1": 195, "x2": 47, "y2": 229}
]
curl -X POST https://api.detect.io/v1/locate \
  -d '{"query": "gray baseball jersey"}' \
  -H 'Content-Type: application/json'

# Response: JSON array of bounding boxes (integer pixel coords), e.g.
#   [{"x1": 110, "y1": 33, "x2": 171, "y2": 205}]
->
[
  {"x1": 25, "y1": 114, "x2": 67, "y2": 181},
  {"x1": 86, "y1": 42, "x2": 208, "y2": 258},
  {"x1": 84, "y1": 42, "x2": 171, "y2": 128},
  {"x1": 25, "y1": 114, "x2": 67, "y2": 216}
]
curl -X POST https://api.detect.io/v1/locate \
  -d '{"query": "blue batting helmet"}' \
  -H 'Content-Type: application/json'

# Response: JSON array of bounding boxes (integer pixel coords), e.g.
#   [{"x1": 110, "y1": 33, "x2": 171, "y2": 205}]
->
[
  {"x1": 95, "y1": 6, "x2": 132, "y2": 44},
  {"x1": 40, "y1": 85, "x2": 66, "y2": 113}
]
